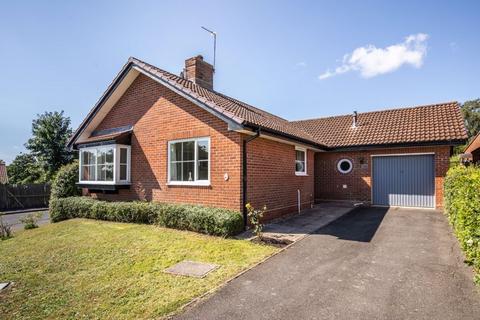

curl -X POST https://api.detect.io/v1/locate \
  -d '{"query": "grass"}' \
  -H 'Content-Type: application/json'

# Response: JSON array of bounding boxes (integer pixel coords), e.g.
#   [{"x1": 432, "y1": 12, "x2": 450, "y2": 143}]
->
[{"x1": 0, "y1": 219, "x2": 277, "y2": 319}]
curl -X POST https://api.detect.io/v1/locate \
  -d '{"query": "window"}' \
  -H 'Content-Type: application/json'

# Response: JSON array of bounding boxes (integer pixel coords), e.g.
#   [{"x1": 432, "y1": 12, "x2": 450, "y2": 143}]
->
[
  {"x1": 295, "y1": 147, "x2": 307, "y2": 175},
  {"x1": 168, "y1": 137, "x2": 210, "y2": 185},
  {"x1": 79, "y1": 144, "x2": 130, "y2": 184},
  {"x1": 337, "y1": 158, "x2": 353, "y2": 174},
  {"x1": 119, "y1": 147, "x2": 128, "y2": 181}
]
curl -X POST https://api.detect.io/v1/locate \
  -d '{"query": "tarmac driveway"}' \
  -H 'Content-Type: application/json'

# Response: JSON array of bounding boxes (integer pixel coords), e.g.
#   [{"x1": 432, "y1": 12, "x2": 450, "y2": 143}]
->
[{"x1": 177, "y1": 207, "x2": 480, "y2": 320}]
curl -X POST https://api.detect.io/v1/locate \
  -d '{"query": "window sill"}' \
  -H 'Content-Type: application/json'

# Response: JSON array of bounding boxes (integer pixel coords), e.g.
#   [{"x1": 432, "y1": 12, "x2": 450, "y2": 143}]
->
[
  {"x1": 295, "y1": 173, "x2": 308, "y2": 176},
  {"x1": 76, "y1": 183, "x2": 131, "y2": 191},
  {"x1": 167, "y1": 181, "x2": 211, "y2": 187}
]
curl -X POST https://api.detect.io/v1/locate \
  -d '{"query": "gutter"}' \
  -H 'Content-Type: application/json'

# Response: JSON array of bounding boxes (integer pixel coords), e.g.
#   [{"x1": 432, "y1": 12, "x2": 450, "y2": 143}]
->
[{"x1": 242, "y1": 128, "x2": 261, "y2": 229}]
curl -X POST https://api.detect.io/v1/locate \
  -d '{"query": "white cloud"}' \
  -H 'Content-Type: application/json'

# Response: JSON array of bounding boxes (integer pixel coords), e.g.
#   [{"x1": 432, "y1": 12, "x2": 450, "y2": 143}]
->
[
  {"x1": 319, "y1": 33, "x2": 429, "y2": 80},
  {"x1": 296, "y1": 61, "x2": 307, "y2": 67}
]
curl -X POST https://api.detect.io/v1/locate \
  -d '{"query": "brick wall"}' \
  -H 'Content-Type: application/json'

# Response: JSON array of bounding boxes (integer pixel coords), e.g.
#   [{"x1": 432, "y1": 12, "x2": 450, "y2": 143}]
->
[
  {"x1": 87, "y1": 73, "x2": 243, "y2": 211},
  {"x1": 84, "y1": 73, "x2": 316, "y2": 221},
  {"x1": 245, "y1": 137, "x2": 315, "y2": 221},
  {"x1": 314, "y1": 146, "x2": 452, "y2": 208}
]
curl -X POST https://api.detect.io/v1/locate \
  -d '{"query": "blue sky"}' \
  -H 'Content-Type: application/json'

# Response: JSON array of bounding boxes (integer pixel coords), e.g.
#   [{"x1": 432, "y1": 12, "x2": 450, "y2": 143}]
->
[{"x1": 1, "y1": 0, "x2": 479, "y2": 163}]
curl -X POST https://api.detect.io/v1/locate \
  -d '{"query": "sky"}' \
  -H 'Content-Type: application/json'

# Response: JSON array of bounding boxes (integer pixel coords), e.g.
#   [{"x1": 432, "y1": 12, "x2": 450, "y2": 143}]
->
[{"x1": 1, "y1": 0, "x2": 479, "y2": 163}]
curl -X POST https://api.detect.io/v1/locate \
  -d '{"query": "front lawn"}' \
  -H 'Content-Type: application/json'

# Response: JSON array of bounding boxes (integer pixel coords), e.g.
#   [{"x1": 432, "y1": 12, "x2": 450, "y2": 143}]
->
[{"x1": 0, "y1": 219, "x2": 277, "y2": 319}]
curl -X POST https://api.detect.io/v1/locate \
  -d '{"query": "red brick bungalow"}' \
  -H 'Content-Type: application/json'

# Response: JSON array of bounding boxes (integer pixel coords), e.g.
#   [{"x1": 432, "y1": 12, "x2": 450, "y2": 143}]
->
[{"x1": 67, "y1": 56, "x2": 467, "y2": 222}]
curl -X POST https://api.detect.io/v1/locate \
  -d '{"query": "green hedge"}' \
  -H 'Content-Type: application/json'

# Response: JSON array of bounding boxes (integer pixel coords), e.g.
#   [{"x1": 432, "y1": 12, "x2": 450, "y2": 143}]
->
[
  {"x1": 444, "y1": 165, "x2": 480, "y2": 284},
  {"x1": 49, "y1": 197, "x2": 244, "y2": 237}
]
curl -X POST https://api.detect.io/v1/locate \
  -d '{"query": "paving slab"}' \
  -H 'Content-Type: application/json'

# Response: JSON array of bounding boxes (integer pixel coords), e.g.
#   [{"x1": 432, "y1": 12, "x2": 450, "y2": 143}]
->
[
  {"x1": 0, "y1": 282, "x2": 10, "y2": 291},
  {"x1": 165, "y1": 261, "x2": 219, "y2": 278},
  {"x1": 239, "y1": 201, "x2": 356, "y2": 244}
]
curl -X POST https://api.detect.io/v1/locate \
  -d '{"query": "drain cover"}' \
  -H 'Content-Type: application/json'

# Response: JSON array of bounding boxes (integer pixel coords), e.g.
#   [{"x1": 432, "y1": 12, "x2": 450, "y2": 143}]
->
[
  {"x1": 0, "y1": 282, "x2": 10, "y2": 291},
  {"x1": 164, "y1": 260, "x2": 219, "y2": 278}
]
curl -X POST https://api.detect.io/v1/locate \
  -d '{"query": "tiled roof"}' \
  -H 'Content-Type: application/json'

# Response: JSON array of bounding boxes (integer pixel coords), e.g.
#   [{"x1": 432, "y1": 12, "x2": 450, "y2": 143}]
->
[
  {"x1": 291, "y1": 102, "x2": 467, "y2": 148},
  {"x1": 70, "y1": 57, "x2": 468, "y2": 150},
  {"x1": 129, "y1": 57, "x2": 321, "y2": 146},
  {"x1": 76, "y1": 128, "x2": 132, "y2": 145}
]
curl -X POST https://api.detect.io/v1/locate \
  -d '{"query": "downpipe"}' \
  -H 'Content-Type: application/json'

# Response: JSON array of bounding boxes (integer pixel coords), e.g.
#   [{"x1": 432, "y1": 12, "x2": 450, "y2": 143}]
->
[{"x1": 242, "y1": 129, "x2": 261, "y2": 229}]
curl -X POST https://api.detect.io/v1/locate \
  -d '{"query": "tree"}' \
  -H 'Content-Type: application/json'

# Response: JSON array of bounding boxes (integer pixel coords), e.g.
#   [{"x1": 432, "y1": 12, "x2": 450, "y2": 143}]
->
[
  {"x1": 461, "y1": 99, "x2": 480, "y2": 138},
  {"x1": 25, "y1": 111, "x2": 73, "y2": 179},
  {"x1": 7, "y1": 153, "x2": 46, "y2": 184}
]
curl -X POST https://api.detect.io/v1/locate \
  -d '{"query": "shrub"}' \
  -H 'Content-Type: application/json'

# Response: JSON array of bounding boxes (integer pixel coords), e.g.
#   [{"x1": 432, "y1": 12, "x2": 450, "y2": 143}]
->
[
  {"x1": 246, "y1": 203, "x2": 266, "y2": 239},
  {"x1": 0, "y1": 216, "x2": 13, "y2": 240},
  {"x1": 19, "y1": 212, "x2": 43, "y2": 230},
  {"x1": 50, "y1": 161, "x2": 81, "y2": 200},
  {"x1": 444, "y1": 165, "x2": 480, "y2": 284},
  {"x1": 50, "y1": 197, "x2": 244, "y2": 237}
]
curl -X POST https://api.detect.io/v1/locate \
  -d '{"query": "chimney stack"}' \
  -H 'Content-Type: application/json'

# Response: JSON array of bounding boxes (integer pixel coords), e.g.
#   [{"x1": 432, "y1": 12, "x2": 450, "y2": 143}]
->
[
  {"x1": 182, "y1": 55, "x2": 214, "y2": 90},
  {"x1": 352, "y1": 111, "x2": 358, "y2": 128}
]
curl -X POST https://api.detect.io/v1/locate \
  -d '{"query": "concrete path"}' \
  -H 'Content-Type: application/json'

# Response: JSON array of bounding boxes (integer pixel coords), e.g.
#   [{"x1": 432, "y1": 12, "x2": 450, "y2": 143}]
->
[
  {"x1": 0, "y1": 210, "x2": 49, "y2": 231},
  {"x1": 177, "y1": 207, "x2": 480, "y2": 320},
  {"x1": 239, "y1": 202, "x2": 355, "y2": 244}
]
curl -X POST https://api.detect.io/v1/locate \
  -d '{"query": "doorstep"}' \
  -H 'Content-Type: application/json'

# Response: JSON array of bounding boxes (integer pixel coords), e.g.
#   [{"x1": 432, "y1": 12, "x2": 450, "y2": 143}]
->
[{"x1": 238, "y1": 201, "x2": 358, "y2": 245}]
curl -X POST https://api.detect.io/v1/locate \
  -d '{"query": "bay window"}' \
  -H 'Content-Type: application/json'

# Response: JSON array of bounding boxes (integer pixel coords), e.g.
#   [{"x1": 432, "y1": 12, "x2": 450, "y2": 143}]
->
[
  {"x1": 79, "y1": 144, "x2": 131, "y2": 184},
  {"x1": 168, "y1": 137, "x2": 210, "y2": 185}
]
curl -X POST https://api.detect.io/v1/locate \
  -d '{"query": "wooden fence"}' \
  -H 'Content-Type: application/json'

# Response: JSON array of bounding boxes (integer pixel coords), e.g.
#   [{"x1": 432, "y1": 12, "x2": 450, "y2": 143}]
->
[{"x1": 0, "y1": 183, "x2": 51, "y2": 211}]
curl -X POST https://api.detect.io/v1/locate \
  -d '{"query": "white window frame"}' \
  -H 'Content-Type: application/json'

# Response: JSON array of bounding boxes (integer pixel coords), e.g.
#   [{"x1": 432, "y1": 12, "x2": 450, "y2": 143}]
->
[
  {"x1": 167, "y1": 137, "x2": 211, "y2": 186},
  {"x1": 337, "y1": 158, "x2": 353, "y2": 174},
  {"x1": 295, "y1": 146, "x2": 307, "y2": 176},
  {"x1": 78, "y1": 144, "x2": 131, "y2": 185}
]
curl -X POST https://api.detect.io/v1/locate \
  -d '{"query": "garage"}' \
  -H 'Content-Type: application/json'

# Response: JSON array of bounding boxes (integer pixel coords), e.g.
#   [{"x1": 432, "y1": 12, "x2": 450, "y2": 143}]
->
[{"x1": 372, "y1": 154, "x2": 435, "y2": 208}]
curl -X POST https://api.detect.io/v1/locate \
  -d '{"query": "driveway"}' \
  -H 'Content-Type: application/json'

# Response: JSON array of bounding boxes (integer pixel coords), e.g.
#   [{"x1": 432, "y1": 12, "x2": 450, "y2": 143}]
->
[
  {"x1": 176, "y1": 207, "x2": 480, "y2": 320},
  {"x1": 1, "y1": 210, "x2": 49, "y2": 231}
]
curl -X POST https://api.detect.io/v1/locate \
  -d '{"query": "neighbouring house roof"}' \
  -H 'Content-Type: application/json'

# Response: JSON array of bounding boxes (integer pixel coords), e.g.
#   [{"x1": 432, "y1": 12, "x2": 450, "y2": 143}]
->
[
  {"x1": 465, "y1": 131, "x2": 480, "y2": 154},
  {"x1": 0, "y1": 160, "x2": 8, "y2": 184},
  {"x1": 68, "y1": 57, "x2": 468, "y2": 151},
  {"x1": 291, "y1": 102, "x2": 468, "y2": 149}
]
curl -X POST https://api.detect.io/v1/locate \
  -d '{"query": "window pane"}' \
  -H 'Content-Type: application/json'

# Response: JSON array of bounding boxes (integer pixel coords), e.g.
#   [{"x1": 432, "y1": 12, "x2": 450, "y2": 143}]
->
[
  {"x1": 296, "y1": 161, "x2": 305, "y2": 173},
  {"x1": 120, "y1": 148, "x2": 128, "y2": 164},
  {"x1": 120, "y1": 164, "x2": 127, "y2": 181},
  {"x1": 81, "y1": 150, "x2": 94, "y2": 165},
  {"x1": 198, "y1": 140, "x2": 209, "y2": 160},
  {"x1": 296, "y1": 150, "x2": 305, "y2": 161},
  {"x1": 105, "y1": 165, "x2": 114, "y2": 181},
  {"x1": 182, "y1": 161, "x2": 195, "y2": 181},
  {"x1": 183, "y1": 141, "x2": 195, "y2": 161},
  {"x1": 97, "y1": 164, "x2": 106, "y2": 181},
  {"x1": 198, "y1": 161, "x2": 208, "y2": 180},
  {"x1": 106, "y1": 149, "x2": 114, "y2": 164},
  {"x1": 82, "y1": 165, "x2": 95, "y2": 181},
  {"x1": 171, "y1": 162, "x2": 181, "y2": 181},
  {"x1": 170, "y1": 143, "x2": 182, "y2": 162},
  {"x1": 97, "y1": 150, "x2": 106, "y2": 165}
]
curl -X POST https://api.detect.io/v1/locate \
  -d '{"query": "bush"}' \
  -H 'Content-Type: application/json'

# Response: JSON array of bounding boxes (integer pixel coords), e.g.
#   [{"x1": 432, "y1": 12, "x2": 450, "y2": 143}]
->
[
  {"x1": 50, "y1": 161, "x2": 81, "y2": 200},
  {"x1": 0, "y1": 216, "x2": 13, "y2": 240},
  {"x1": 19, "y1": 212, "x2": 43, "y2": 230},
  {"x1": 444, "y1": 165, "x2": 480, "y2": 284},
  {"x1": 50, "y1": 197, "x2": 244, "y2": 237}
]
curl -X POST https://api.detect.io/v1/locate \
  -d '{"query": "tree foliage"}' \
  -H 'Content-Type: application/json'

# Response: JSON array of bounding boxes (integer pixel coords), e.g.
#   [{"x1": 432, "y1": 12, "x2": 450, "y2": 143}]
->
[
  {"x1": 461, "y1": 99, "x2": 480, "y2": 139},
  {"x1": 25, "y1": 111, "x2": 73, "y2": 179},
  {"x1": 7, "y1": 153, "x2": 46, "y2": 184}
]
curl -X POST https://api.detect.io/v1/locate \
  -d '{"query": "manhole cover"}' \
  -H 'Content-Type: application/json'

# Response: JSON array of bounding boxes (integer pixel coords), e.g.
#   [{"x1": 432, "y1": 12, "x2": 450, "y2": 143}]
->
[
  {"x1": 0, "y1": 282, "x2": 10, "y2": 291},
  {"x1": 164, "y1": 260, "x2": 219, "y2": 278}
]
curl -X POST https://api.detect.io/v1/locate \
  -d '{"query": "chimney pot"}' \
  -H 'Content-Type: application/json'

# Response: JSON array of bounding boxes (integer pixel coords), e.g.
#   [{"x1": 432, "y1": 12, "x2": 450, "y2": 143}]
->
[{"x1": 183, "y1": 55, "x2": 214, "y2": 90}]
